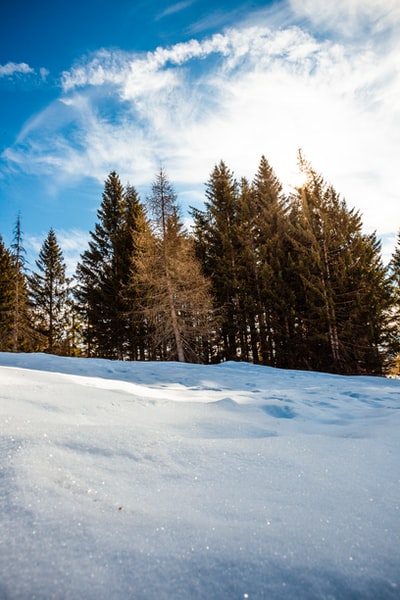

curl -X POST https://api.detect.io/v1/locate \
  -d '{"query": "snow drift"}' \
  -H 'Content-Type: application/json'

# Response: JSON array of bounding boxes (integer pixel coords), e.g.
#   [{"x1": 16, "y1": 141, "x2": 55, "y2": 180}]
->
[{"x1": 0, "y1": 353, "x2": 399, "y2": 599}]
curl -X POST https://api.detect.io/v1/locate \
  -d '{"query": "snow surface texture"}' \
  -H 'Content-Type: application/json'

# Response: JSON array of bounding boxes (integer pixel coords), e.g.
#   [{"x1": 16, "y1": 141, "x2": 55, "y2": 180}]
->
[{"x1": 0, "y1": 353, "x2": 399, "y2": 600}]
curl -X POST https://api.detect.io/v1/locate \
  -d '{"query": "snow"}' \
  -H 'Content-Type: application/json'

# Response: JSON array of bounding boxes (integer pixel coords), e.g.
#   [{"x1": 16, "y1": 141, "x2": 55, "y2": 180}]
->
[{"x1": 0, "y1": 353, "x2": 399, "y2": 599}]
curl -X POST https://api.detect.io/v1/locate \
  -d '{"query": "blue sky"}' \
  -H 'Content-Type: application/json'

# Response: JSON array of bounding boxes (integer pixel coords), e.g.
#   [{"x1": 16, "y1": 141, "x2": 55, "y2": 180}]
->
[{"x1": 1, "y1": 0, "x2": 399, "y2": 272}]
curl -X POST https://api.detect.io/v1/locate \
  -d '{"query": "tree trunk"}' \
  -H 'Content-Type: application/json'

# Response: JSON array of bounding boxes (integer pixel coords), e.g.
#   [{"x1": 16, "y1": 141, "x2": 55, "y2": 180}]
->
[{"x1": 167, "y1": 276, "x2": 185, "y2": 362}]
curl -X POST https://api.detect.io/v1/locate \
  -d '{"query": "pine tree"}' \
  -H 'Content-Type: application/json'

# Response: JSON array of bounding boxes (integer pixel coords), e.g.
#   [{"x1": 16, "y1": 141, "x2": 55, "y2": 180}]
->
[
  {"x1": 28, "y1": 228, "x2": 68, "y2": 354},
  {"x1": 122, "y1": 184, "x2": 152, "y2": 360},
  {"x1": 11, "y1": 214, "x2": 25, "y2": 352},
  {"x1": 287, "y1": 153, "x2": 392, "y2": 374},
  {"x1": 249, "y1": 155, "x2": 290, "y2": 367},
  {"x1": 8, "y1": 215, "x2": 39, "y2": 352},
  {"x1": 192, "y1": 157, "x2": 292, "y2": 366},
  {"x1": 76, "y1": 172, "x2": 133, "y2": 359},
  {"x1": 61, "y1": 280, "x2": 84, "y2": 356},
  {"x1": 392, "y1": 231, "x2": 400, "y2": 282},
  {"x1": 76, "y1": 173, "x2": 151, "y2": 359},
  {"x1": 191, "y1": 161, "x2": 241, "y2": 361},
  {"x1": 0, "y1": 236, "x2": 15, "y2": 350},
  {"x1": 344, "y1": 231, "x2": 393, "y2": 373},
  {"x1": 386, "y1": 231, "x2": 400, "y2": 373},
  {"x1": 234, "y1": 176, "x2": 260, "y2": 362}
]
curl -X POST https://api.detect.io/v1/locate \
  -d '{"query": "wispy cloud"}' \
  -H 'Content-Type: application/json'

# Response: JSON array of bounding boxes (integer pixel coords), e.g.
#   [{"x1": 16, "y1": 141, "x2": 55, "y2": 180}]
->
[
  {"x1": 289, "y1": 0, "x2": 400, "y2": 37},
  {"x1": 39, "y1": 68, "x2": 50, "y2": 81},
  {"x1": 156, "y1": 0, "x2": 196, "y2": 20},
  {"x1": 2, "y1": 2, "x2": 399, "y2": 246},
  {"x1": 0, "y1": 61, "x2": 50, "y2": 88},
  {"x1": 0, "y1": 62, "x2": 34, "y2": 77}
]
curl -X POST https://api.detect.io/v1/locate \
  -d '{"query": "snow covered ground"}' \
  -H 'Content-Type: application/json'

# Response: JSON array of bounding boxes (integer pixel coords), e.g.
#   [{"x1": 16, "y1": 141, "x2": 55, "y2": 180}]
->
[{"x1": 0, "y1": 352, "x2": 399, "y2": 599}]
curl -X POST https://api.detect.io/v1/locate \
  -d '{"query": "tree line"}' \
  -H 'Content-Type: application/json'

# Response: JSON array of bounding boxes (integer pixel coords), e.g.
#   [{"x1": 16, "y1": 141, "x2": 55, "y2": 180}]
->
[{"x1": 1, "y1": 153, "x2": 399, "y2": 374}]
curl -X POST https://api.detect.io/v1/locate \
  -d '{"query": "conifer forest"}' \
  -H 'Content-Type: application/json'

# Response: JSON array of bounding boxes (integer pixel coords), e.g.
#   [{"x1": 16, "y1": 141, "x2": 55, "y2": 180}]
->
[{"x1": 1, "y1": 153, "x2": 400, "y2": 375}]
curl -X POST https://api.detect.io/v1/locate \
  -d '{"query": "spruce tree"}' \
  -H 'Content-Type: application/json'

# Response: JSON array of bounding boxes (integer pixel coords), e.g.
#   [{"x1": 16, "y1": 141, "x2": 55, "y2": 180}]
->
[
  {"x1": 11, "y1": 214, "x2": 25, "y2": 352},
  {"x1": 122, "y1": 184, "x2": 152, "y2": 360},
  {"x1": 9, "y1": 215, "x2": 39, "y2": 352},
  {"x1": 193, "y1": 157, "x2": 291, "y2": 366},
  {"x1": 386, "y1": 231, "x2": 400, "y2": 372},
  {"x1": 28, "y1": 228, "x2": 68, "y2": 354},
  {"x1": 0, "y1": 237, "x2": 15, "y2": 350},
  {"x1": 249, "y1": 155, "x2": 290, "y2": 367},
  {"x1": 287, "y1": 153, "x2": 392, "y2": 374},
  {"x1": 76, "y1": 172, "x2": 133, "y2": 359},
  {"x1": 191, "y1": 161, "x2": 241, "y2": 361},
  {"x1": 344, "y1": 231, "x2": 393, "y2": 373},
  {"x1": 392, "y1": 231, "x2": 400, "y2": 285},
  {"x1": 76, "y1": 173, "x2": 151, "y2": 359},
  {"x1": 234, "y1": 177, "x2": 260, "y2": 362},
  {"x1": 62, "y1": 281, "x2": 84, "y2": 356}
]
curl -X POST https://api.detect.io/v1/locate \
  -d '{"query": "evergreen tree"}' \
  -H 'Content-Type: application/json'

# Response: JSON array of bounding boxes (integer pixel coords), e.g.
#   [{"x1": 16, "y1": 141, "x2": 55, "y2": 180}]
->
[
  {"x1": 248, "y1": 155, "x2": 290, "y2": 366},
  {"x1": 122, "y1": 184, "x2": 152, "y2": 360},
  {"x1": 11, "y1": 214, "x2": 25, "y2": 352},
  {"x1": 76, "y1": 172, "x2": 133, "y2": 358},
  {"x1": 387, "y1": 230, "x2": 400, "y2": 372},
  {"x1": 287, "y1": 153, "x2": 392, "y2": 374},
  {"x1": 9, "y1": 215, "x2": 39, "y2": 352},
  {"x1": 192, "y1": 157, "x2": 292, "y2": 366},
  {"x1": 76, "y1": 172, "x2": 150, "y2": 359},
  {"x1": 61, "y1": 280, "x2": 84, "y2": 356},
  {"x1": 391, "y1": 231, "x2": 400, "y2": 286},
  {"x1": 191, "y1": 161, "x2": 241, "y2": 361},
  {"x1": 28, "y1": 228, "x2": 68, "y2": 354},
  {"x1": 0, "y1": 237, "x2": 15, "y2": 350},
  {"x1": 234, "y1": 176, "x2": 260, "y2": 362},
  {"x1": 344, "y1": 231, "x2": 393, "y2": 373}
]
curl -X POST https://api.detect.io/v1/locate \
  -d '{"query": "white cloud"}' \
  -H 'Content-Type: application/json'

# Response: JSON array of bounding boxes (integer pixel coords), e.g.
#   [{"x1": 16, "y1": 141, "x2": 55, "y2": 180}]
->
[
  {"x1": 156, "y1": 1, "x2": 196, "y2": 20},
  {"x1": 289, "y1": 0, "x2": 400, "y2": 37},
  {"x1": 61, "y1": 50, "x2": 130, "y2": 92},
  {"x1": 56, "y1": 229, "x2": 90, "y2": 275},
  {"x1": 0, "y1": 62, "x2": 34, "y2": 77},
  {"x1": 4, "y1": 14, "x2": 400, "y2": 250},
  {"x1": 0, "y1": 61, "x2": 50, "y2": 89},
  {"x1": 39, "y1": 67, "x2": 50, "y2": 81}
]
